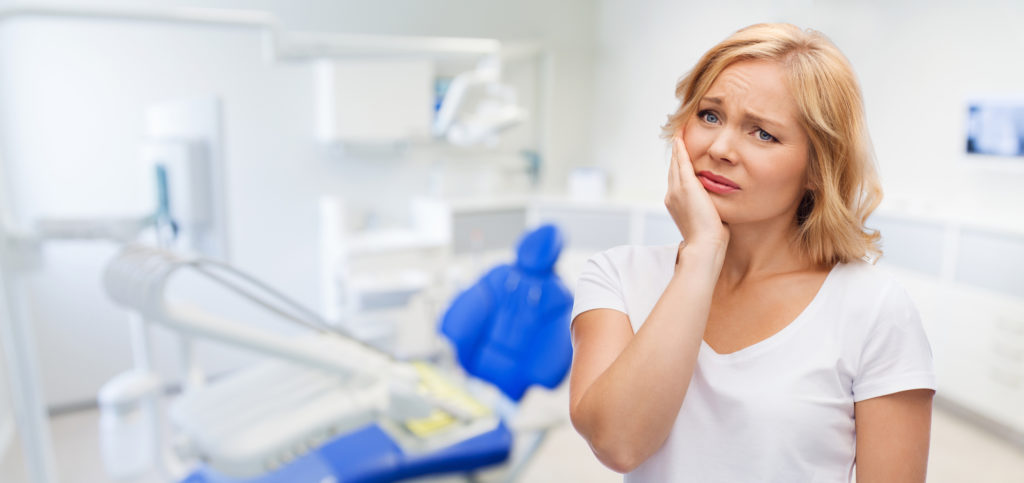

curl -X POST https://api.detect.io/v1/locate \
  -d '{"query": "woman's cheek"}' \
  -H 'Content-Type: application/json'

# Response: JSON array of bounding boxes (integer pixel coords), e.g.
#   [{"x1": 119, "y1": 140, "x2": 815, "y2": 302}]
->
[
  {"x1": 682, "y1": 125, "x2": 712, "y2": 164},
  {"x1": 682, "y1": 132, "x2": 702, "y2": 164},
  {"x1": 682, "y1": 119, "x2": 700, "y2": 154},
  {"x1": 686, "y1": 145, "x2": 701, "y2": 165}
]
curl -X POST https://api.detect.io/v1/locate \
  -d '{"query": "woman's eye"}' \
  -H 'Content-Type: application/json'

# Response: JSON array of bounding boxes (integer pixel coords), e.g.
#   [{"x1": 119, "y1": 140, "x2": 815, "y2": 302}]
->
[
  {"x1": 756, "y1": 129, "x2": 777, "y2": 142},
  {"x1": 699, "y1": 110, "x2": 719, "y2": 124}
]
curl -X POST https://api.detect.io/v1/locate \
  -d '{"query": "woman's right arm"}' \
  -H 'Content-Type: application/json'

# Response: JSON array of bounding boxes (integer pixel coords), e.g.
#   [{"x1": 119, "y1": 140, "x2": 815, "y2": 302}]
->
[
  {"x1": 569, "y1": 130, "x2": 729, "y2": 473},
  {"x1": 568, "y1": 241, "x2": 725, "y2": 473}
]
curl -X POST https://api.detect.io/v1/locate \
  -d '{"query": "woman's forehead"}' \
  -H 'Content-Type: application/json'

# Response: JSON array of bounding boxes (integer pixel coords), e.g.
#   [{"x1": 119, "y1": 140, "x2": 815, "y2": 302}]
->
[{"x1": 703, "y1": 60, "x2": 800, "y2": 125}]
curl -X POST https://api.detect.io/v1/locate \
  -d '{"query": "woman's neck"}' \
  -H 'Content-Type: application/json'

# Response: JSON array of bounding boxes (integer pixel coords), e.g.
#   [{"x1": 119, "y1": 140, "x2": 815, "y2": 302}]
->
[{"x1": 718, "y1": 215, "x2": 814, "y2": 287}]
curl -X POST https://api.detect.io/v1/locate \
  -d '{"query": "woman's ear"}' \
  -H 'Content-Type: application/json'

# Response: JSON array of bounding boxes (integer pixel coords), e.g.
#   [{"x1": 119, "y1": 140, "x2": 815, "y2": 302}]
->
[
  {"x1": 796, "y1": 189, "x2": 815, "y2": 225},
  {"x1": 803, "y1": 175, "x2": 815, "y2": 191}
]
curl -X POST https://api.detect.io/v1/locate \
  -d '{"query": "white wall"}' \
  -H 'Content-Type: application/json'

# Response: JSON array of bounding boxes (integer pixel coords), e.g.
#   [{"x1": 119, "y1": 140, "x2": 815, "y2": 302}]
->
[
  {"x1": 588, "y1": 0, "x2": 1024, "y2": 230},
  {"x1": 0, "y1": 0, "x2": 597, "y2": 407},
  {"x1": 8, "y1": 0, "x2": 1019, "y2": 411}
]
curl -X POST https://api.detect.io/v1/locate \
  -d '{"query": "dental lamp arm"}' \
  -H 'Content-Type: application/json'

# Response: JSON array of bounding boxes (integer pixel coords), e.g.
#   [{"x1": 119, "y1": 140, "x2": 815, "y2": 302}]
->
[
  {"x1": 101, "y1": 244, "x2": 477, "y2": 420},
  {"x1": 160, "y1": 302, "x2": 392, "y2": 379}
]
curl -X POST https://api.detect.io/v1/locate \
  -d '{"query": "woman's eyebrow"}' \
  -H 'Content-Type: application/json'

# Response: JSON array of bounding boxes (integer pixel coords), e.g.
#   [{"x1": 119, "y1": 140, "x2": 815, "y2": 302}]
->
[
  {"x1": 746, "y1": 112, "x2": 784, "y2": 131},
  {"x1": 699, "y1": 96, "x2": 785, "y2": 130}
]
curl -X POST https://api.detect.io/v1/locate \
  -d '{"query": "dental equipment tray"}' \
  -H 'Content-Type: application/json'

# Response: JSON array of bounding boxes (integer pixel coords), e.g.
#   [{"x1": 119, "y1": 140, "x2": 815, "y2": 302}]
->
[
  {"x1": 171, "y1": 357, "x2": 512, "y2": 482},
  {"x1": 181, "y1": 420, "x2": 512, "y2": 482}
]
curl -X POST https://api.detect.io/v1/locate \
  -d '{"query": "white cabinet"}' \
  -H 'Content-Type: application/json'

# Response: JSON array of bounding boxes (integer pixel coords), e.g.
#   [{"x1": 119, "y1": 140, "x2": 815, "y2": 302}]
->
[
  {"x1": 934, "y1": 283, "x2": 1024, "y2": 433},
  {"x1": 875, "y1": 210, "x2": 1024, "y2": 438},
  {"x1": 314, "y1": 59, "x2": 435, "y2": 144}
]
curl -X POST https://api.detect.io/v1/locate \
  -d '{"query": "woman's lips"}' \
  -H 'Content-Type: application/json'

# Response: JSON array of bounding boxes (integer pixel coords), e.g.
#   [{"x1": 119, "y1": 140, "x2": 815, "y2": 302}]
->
[{"x1": 697, "y1": 171, "x2": 740, "y2": 194}]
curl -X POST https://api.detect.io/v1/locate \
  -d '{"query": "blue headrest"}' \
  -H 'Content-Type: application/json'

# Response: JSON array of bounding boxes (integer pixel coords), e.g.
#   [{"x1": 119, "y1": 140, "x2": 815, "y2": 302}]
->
[
  {"x1": 440, "y1": 223, "x2": 573, "y2": 402},
  {"x1": 515, "y1": 224, "x2": 563, "y2": 274}
]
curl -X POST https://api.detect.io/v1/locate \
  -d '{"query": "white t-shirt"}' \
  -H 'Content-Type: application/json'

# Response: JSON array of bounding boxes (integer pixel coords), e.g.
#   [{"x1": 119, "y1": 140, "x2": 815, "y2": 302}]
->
[{"x1": 571, "y1": 244, "x2": 936, "y2": 483}]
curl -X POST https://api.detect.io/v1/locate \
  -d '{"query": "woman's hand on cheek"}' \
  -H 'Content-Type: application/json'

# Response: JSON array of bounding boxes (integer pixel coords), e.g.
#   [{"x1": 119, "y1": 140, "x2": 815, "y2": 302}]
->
[{"x1": 665, "y1": 130, "x2": 731, "y2": 250}]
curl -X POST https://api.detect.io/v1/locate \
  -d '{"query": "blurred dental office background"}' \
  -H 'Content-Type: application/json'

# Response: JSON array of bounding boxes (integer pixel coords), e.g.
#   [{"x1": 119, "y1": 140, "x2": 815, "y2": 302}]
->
[{"x1": 0, "y1": 0, "x2": 1022, "y2": 482}]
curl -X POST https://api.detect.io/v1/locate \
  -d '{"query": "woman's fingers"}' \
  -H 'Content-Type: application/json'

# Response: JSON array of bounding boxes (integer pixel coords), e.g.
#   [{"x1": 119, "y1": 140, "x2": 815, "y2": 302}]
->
[
  {"x1": 669, "y1": 132, "x2": 688, "y2": 189},
  {"x1": 667, "y1": 134, "x2": 679, "y2": 186},
  {"x1": 672, "y1": 132, "x2": 700, "y2": 189},
  {"x1": 667, "y1": 132, "x2": 686, "y2": 203}
]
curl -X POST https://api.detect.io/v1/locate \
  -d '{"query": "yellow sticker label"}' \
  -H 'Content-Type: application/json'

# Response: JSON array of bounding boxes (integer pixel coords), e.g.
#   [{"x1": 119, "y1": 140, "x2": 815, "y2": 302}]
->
[{"x1": 402, "y1": 362, "x2": 491, "y2": 437}]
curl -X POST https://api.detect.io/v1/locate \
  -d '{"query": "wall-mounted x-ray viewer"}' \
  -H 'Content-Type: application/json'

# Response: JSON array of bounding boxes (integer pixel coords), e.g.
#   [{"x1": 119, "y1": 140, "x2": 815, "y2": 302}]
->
[{"x1": 966, "y1": 96, "x2": 1024, "y2": 158}]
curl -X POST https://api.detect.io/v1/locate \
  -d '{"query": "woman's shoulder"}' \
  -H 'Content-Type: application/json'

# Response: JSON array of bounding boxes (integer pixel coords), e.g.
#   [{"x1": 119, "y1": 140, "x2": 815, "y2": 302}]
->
[
  {"x1": 832, "y1": 258, "x2": 899, "y2": 291},
  {"x1": 828, "y1": 258, "x2": 917, "y2": 318},
  {"x1": 576, "y1": 244, "x2": 678, "y2": 287},
  {"x1": 572, "y1": 244, "x2": 679, "y2": 321},
  {"x1": 587, "y1": 243, "x2": 679, "y2": 270}
]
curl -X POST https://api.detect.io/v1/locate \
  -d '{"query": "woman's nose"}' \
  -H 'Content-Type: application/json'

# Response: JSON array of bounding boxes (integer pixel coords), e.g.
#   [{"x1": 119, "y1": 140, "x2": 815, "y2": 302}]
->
[{"x1": 707, "y1": 129, "x2": 738, "y2": 165}]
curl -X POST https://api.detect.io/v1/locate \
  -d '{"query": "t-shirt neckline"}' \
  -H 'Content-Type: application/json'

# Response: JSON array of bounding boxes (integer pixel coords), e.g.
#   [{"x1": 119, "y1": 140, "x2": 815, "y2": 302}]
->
[{"x1": 699, "y1": 261, "x2": 844, "y2": 363}]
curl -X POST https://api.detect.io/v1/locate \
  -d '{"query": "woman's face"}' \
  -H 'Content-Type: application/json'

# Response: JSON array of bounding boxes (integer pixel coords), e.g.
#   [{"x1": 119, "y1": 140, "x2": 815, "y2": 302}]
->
[{"x1": 683, "y1": 59, "x2": 811, "y2": 228}]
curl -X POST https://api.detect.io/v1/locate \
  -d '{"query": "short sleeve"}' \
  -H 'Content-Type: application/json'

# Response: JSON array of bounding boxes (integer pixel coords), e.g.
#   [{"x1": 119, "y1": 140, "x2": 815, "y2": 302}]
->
[
  {"x1": 570, "y1": 250, "x2": 627, "y2": 324},
  {"x1": 852, "y1": 283, "x2": 937, "y2": 402}
]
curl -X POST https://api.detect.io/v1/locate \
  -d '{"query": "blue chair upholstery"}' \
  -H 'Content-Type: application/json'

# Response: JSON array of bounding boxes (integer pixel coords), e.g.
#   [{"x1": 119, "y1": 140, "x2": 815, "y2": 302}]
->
[
  {"x1": 184, "y1": 422, "x2": 513, "y2": 483},
  {"x1": 440, "y1": 224, "x2": 574, "y2": 401}
]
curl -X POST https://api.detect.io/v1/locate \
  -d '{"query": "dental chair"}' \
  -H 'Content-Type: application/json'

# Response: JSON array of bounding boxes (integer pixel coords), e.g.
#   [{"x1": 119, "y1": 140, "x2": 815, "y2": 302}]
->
[
  {"x1": 109, "y1": 224, "x2": 573, "y2": 483},
  {"x1": 439, "y1": 223, "x2": 575, "y2": 479}
]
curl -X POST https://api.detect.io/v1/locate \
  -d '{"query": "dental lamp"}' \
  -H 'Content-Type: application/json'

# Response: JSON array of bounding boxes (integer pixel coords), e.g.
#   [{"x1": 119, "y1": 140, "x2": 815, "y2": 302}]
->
[{"x1": 433, "y1": 55, "x2": 528, "y2": 147}]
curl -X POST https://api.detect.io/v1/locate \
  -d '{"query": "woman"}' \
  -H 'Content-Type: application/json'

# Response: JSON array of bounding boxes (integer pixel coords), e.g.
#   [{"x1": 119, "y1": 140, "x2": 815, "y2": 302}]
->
[{"x1": 568, "y1": 23, "x2": 935, "y2": 482}]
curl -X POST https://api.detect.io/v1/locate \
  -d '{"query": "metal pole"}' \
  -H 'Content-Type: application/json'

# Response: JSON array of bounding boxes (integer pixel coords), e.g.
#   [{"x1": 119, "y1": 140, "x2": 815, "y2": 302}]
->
[
  {"x1": 0, "y1": 51, "x2": 58, "y2": 476},
  {"x1": 0, "y1": 254, "x2": 59, "y2": 483}
]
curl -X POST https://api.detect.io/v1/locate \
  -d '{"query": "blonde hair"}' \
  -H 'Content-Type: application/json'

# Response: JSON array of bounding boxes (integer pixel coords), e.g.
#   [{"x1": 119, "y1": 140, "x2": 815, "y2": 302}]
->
[{"x1": 662, "y1": 23, "x2": 882, "y2": 266}]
